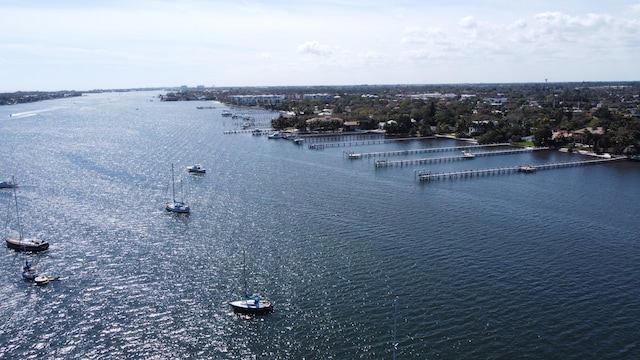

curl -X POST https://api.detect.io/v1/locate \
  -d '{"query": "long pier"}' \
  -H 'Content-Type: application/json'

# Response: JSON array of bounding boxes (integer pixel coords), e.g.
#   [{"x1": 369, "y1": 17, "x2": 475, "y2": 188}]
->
[
  {"x1": 373, "y1": 147, "x2": 548, "y2": 167},
  {"x1": 345, "y1": 143, "x2": 510, "y2": 159},
  {"x1": 414, "y1": 157, "x2": 625, "y2": 182},
  {"x1": 307, "y1": 136, "x2": 434, "y2": 150},
  {"x1": 223, "y1": 129, "x2": 273, "y2": 135}
]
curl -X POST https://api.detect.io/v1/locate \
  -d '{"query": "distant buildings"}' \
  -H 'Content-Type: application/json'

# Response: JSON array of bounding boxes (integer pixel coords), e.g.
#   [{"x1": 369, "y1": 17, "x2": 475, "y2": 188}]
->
[{"x1": 228, "y1": 94, "x2": 285, "y2": 106}]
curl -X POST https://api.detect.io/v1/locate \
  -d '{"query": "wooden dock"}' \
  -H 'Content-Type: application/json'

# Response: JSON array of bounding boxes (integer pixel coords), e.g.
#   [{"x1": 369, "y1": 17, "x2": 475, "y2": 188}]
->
[
  {"x1": 307, "y1": 135, "x2": 434, "y2": 150},
  {"x1": 414, "y1": 157, "x2": 625, "y2": 182},
  {"x1": 223, "y1": 129, "x2": 273, "y2": 135},
  {"x1": 373, "y1": 147, "x2": 547, "y2": 167},
  {"x1": 345, "y1": 143, "x2": 511, "y2": 159}
]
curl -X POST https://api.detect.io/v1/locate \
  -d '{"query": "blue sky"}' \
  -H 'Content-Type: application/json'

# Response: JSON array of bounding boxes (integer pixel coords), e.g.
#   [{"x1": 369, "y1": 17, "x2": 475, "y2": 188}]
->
[{"x1": 1, "y1": 0, "x2": 639, "y2": 91}]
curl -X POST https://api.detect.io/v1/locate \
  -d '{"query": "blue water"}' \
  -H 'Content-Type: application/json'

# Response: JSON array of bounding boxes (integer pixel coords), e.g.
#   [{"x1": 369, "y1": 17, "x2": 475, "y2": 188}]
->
[{"x1": 1, "y1": 91, "x2": 639, "y2": 359}]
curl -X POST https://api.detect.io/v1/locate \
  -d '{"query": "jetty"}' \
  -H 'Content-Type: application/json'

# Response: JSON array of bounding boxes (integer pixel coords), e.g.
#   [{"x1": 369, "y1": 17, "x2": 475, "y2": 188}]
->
[{"x1": 414, "y1": 157, "x2": 625, "y2": 182}]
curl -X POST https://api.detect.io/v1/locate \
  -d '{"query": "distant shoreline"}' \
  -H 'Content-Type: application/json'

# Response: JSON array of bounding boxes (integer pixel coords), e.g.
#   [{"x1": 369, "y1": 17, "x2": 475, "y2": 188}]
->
[{"x1": 0, "y1": 91, "x2": 83, "y2": 105}]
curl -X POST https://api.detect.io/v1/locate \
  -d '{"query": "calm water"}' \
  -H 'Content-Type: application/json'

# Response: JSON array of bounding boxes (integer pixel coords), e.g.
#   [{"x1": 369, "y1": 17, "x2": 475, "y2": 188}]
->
[{"x1": 1, "y1": 91, "x2": 639, "y2": 359}]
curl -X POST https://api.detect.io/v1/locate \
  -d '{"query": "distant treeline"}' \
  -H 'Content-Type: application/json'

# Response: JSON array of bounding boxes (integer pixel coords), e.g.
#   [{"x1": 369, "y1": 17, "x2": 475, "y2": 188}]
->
[{"x1": 0, "y1": 91, "x2": 83, "y2": 105}]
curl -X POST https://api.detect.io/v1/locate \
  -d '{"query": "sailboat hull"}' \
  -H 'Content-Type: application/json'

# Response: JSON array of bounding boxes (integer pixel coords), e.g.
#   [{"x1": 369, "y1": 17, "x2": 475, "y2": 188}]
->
[
  {"x1": 229, "y1": 299, "x2": 274, "y2": 315},
  {"x1": 5, "y1": 237, "x2": 49, "y2": 252},
  {"x1": 165, "y1": 202, "x2": 190, "y2": 213}
]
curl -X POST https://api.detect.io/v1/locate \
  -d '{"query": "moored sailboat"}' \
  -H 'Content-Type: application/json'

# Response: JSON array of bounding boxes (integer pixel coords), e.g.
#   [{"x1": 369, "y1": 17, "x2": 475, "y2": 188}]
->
[
  {"x1": 228, "y1": 251, "x2": 273, "y2": 315},
  {"x1": 4, "y1": 177, "x2": 49, "y2": 252},
  {"x1": 22, "y1": 260, "x2": 38, "y2": 280},
  {"x1": 165, "y1": 164, "x2": 190, "y2": 213}
]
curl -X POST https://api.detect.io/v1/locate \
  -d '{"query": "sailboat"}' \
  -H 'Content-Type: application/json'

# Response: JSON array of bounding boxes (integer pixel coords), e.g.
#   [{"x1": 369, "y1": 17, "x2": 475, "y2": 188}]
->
[
  {"x1": 228, "y1": 251, "x2": 274, "y2": 315},
  {"x1": 0, "y1": 176, "x2": 18, "y2": 189},
  {"x1": 21, "y1": 259, "x2": 38, "y2": 280},
  {"x1": 4, "y1": 177, "x2": 49, "y2": 252},
  {"x1": 165, "y1": 164, "x2": 190, "y2": 213}
]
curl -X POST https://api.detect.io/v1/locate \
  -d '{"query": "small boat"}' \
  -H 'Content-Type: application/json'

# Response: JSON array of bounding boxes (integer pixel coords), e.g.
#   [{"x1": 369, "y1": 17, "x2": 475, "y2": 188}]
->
[
  {"x1": 518, "y1": 165, "x2": 536, "y2": 173},
  {"x1": 165, "y1": 164, "x2": 190, "y2": 214},
  {"x1": 23, "y1": 259, "x2": 58, "y2": 285},
  {"x1": 348, "y1": 153, "x2": 362, "y2": 159},
  {"x1": 0, "y1": 177, "x2": 17, "y2": 189},
  {"x1": 267, "y1": 132, "x2": 281, "y2": 139},
  {"x1": 229, "y1": 252, "x2": 274, "y2": 315},
  {"x1": 4, "y1": 177, "x2": 50, "y2": 252},
  {"x1": 187, "y1": 164, "x2": 206, "y2": 174},
  {"x1": 34, "y1": 275, "x2": 59, "y2": 286},
  {"x1": 22, "y1": 260, "x2": 38, "y2": 281},
  {"x1": 221, "y1": 110, "x2": 232, "y2": 117},
  {"x1": 461, "y1": 151, "x2": 475, "y2": 159}
]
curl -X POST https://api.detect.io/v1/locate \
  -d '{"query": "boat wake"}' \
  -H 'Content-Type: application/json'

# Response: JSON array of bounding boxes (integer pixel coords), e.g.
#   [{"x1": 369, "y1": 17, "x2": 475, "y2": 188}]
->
[{"x1": 8, "y1": 106, "x2": 66, "y2": 118}]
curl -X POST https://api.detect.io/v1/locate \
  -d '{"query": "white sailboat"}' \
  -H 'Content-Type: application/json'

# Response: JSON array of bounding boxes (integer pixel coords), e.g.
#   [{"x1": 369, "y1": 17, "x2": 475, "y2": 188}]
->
[
  {"x1": 228, "y1": 251, "x2": 273, "y2": 315},
  {"x1": 165, "y1": 164, "x2": 190, "y2": 213}
]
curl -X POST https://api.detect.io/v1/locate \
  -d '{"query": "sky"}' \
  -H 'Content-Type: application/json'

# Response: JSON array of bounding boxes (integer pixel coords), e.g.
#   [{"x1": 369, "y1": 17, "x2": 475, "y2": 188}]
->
[{"x1": 1, "y1": 0, "x2": 639, "y2": 92}]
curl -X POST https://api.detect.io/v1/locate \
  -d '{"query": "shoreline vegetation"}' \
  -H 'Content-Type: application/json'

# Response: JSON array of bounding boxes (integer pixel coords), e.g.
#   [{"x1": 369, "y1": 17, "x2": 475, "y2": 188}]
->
[
  {"x1": 3, "y1": 82, "x2": 639, "y2": 157},
  {"x1": 0, "y1": 90, "x2": 83, "y2": 105}
]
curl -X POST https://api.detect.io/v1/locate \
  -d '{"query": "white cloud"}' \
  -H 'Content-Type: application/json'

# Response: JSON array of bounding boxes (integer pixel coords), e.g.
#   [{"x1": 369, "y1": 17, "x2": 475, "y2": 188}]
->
[
  {"x1": 1, "y1": 0, "x2": 639, "y2": 90},
  {"x1": 297, "y1": 41, "x2": 333, "y2": 56}
]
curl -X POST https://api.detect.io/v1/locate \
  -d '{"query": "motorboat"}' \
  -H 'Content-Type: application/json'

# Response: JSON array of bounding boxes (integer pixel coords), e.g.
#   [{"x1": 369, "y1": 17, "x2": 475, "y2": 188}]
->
[
  {"x1": 187, "y1": 164, "x2": 206, "y2": 174},
  {"x1": 267, "y1": 132, "x2": 281, "y2": 139},
  {"x1": 461, "y1": 151, "x2": 475, "y2": 159},
  {"x1": 518, "y1": 165, "x2": 536, "y2": 173}
]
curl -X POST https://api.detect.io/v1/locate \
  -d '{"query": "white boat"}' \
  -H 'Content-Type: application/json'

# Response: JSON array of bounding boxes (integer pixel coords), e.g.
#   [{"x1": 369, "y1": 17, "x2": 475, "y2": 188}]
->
[
  {"x1": 267, "y1": 132, "x2": 281, "y2": 139},
  {"x1": 34, "y1": 275, "x2": 58, "y2": 286},
  {"x1": 461, "y1": 151, "x2": 475, "y2": 159},
  {"x1": 229, "y1": 296, "x2": 274, "y2": 315},
  {"x1": 4, "y1": 177, "x2": 50, "y2": 252},
  {"x1": 0, "y1": 177, "x2": 17, "y2": 189},
  {"x1": 187, "y1": 164, "x2": 206, "y2": 174},
  {"x1": 518, "y1": 165, "x2": 536, "y2": 173},
  {"x1": 22, "y1": 260, "x2": 38, "y2": 280},
  {"x1": 221, "y1": 110, "x2": 232, "y2": 117},
  {"x1": 229, "y1": 252, "x2": 274, "y2": 315},
  {"x1": 165, "y1": 164, "x2": 190, "y2": 214}
]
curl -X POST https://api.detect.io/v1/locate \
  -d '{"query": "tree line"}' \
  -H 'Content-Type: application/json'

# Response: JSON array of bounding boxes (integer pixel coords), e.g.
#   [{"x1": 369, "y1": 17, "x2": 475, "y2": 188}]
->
[{"x1": 263, "y1": 83, "x2": 640, "y2": 155}]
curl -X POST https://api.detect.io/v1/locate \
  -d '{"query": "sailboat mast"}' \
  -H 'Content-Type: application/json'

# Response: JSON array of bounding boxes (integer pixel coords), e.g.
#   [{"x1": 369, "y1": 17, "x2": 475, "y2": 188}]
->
[
  {"x1": 243, "y1": 251, "x2": 248, "y2": 297},
  {"x1": 393, "y1": 297, "x2": 398, "y2": 360},
  {"x1": 171, "y1": 164, "x2": 177, "y2": 202},
  {"x1": 11, "y1": 177, "x2": 23, "y2": 240}
]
